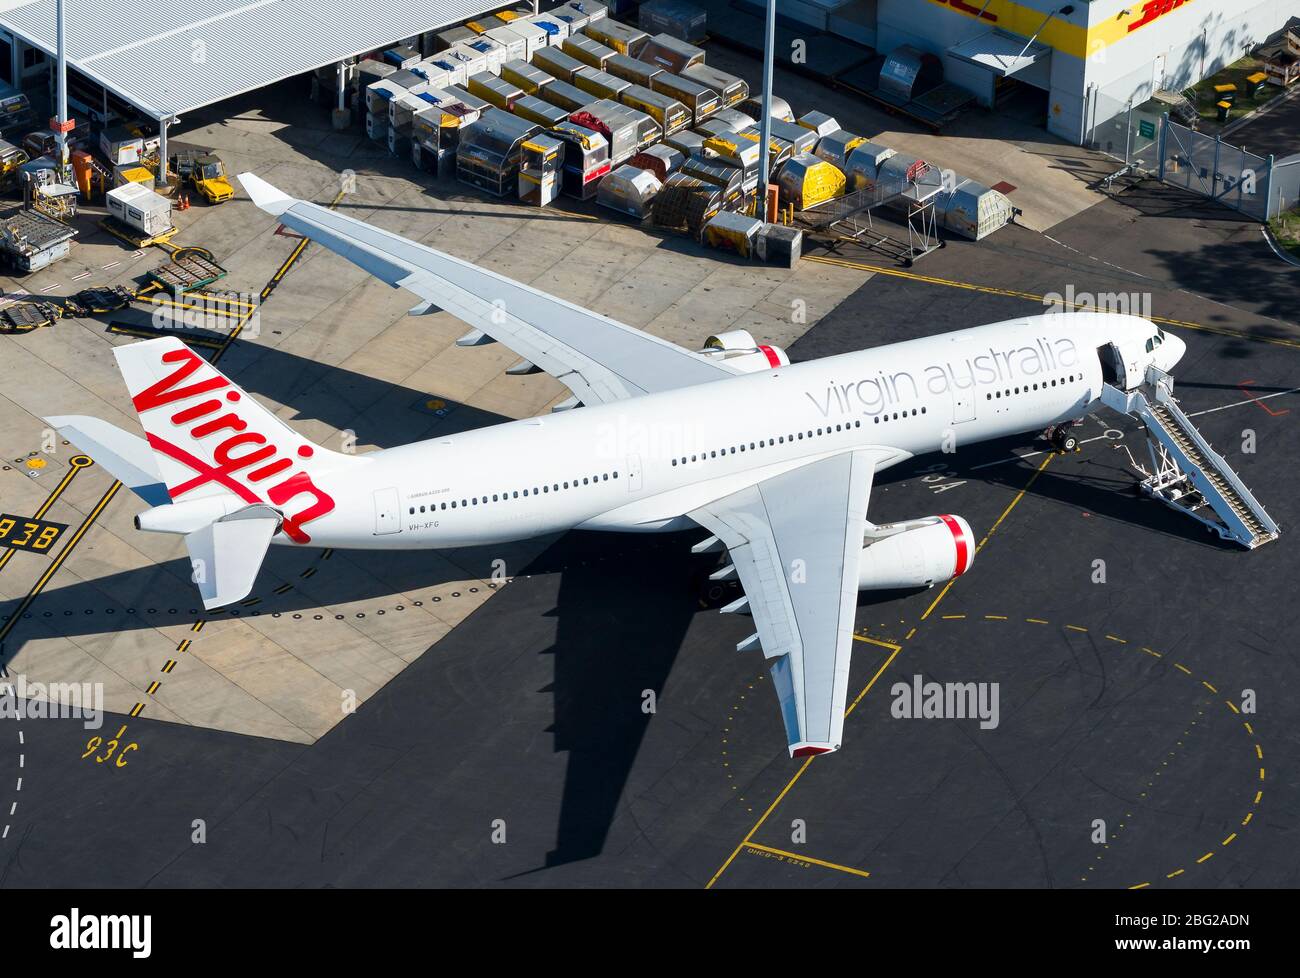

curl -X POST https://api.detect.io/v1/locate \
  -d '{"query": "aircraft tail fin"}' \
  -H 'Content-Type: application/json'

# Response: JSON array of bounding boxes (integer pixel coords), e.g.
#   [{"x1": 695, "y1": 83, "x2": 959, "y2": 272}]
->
[{"x1": 107, "y1": 336, "x2": 359, "y2": 544}]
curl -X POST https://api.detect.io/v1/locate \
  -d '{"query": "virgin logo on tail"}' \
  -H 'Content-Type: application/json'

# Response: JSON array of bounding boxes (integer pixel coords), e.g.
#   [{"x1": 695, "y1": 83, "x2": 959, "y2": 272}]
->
[{"x1": 132, "y1": 347, "x2": 335, "y2": 543}]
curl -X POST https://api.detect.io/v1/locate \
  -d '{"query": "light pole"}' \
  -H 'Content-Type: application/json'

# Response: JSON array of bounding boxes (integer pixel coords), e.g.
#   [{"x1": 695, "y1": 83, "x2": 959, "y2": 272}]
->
[
  {"x1": 53, "y1": 0, "x2": 72, "y2": 184},
  {"x1": 757, "y1": 0, "x2": 775, "y2": 222}
]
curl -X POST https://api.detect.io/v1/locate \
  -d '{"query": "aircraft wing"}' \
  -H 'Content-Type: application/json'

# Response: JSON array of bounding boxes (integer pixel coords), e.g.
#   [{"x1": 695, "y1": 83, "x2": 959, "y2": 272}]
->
[
  {"x1": 240, "y1": 173, "x2": 737, "y2": 406},
  {"x1": 690, "y1": 451, "x2": 874, "y2": 756}
]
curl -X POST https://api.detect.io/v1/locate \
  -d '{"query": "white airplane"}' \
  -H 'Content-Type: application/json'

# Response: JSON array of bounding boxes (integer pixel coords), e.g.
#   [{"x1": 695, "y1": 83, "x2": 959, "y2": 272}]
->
[{"x1": 46, "y1": 173, "x2": 1186, "y2": 758}]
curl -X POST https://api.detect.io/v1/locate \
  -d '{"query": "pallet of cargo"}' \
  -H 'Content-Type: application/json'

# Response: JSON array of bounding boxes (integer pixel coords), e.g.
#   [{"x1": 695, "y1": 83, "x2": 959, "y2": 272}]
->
[
  {"x1": 99, "y1": 214, "x2": 178, "y2": 249},
  {"x1": 0, "y1": 207, "x2": 78, "y2": 273},
  {"x1": 63, "y1": 285, "x2": 136, "y2": 318},
  {"x1": 0, "y1": 299, "x2": 63, "y2": 332},
  {"x1": 148, "y1": 248, "x2": 227, "y2": 293}
]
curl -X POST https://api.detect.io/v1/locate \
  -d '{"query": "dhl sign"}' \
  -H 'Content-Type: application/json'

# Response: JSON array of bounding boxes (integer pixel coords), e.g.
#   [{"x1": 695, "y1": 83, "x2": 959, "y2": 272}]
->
[{"x1": 925, "y1": 0, "x2": 1196, "y2": 58}]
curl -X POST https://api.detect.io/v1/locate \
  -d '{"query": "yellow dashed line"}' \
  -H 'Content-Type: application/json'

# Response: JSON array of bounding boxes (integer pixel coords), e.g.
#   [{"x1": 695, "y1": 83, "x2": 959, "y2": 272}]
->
[
  {"x1": 162, "y1": 660, "x2": 176, "y2": 674},
  {"x1": 1202, "y1": 681, "x2": 1218, "y2": 693},
  {"x1": 1141, "y1": 647, "x2": 1162, "y2": 658},
  {"x1": 941, "y1": 614, "x2": 966, "y2": 620},
  {"x1": 145, "y1": 681, "x2": 160, "y2": 696},
  {"x1": 1105, "y1": 635, "x2": 1127, "y2": 644},
  {"x1": 1241, "y1": 813, "x2": 1253, "y2": 826},
  {"x1": 1225, "y1": 700, "x2": 1239, "y2": 714},
  {"x1": 1173, "y1": 663, "x2": 1191, "y2": 675},
  {"x1": 176, "y1": 639, "x2": 190, "y2": 653},
  {"x1": 1255, "y1": 744, "x2": 1263, "y2": 760},
  {"x1": 191, "y1": 620, "x2": 205, "y2": 633},
  {"x1": 984, "y1": 614, "x2": 1007, "y2": 621},
  {"x1": 1025, "y1": 618, "x2": 1048, "y2": 624},
  {"x1": 129, "y1": 703, "x2": 144, "y2": 718},
  {"x1": 1166, "y1": 869, "x2": 1185, "y2": 878},
  {"x1": 1222, "y1": 833, "x2": 1237, "y2": 846},
  {"x1": 1065, "y1": 625, "x2": 1088, "y2": 633},
  {"x1": 1259, "y1": 767, "x2": 1266, "y2": 781},
  {"x1": 1129, "y1": 882, "x2": 1150, "y2": 889},
  {"x1": 1196, "y1": 852, "x2": 1214, "y2": 864},
  {"x1": 1244, "y1": 722, "x2": 1254, "y2": 735},
  {"x1": 905, "y1": 627, "x2": 917, "y2": 640},
  {"x1": 1254, "y1": 790, "x2": 1263, "y2": 805}
]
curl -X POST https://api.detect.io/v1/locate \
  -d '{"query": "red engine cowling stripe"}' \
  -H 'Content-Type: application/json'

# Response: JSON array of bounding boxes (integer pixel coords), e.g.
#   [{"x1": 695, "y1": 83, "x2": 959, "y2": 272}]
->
[
  {"x1": 939, "y1": 514, "x2": 969, "y2": 577},
  {"x1": 758, "y1": 345, "x2": 781, "y2": 368}
]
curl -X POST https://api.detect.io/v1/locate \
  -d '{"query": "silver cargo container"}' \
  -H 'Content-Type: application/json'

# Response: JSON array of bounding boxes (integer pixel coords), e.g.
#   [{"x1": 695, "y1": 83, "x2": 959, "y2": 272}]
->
[
  {"x1": 796, "y1": 110, "x2": 839, "y2": 139},
  {"x1": 934, "y1": 178, "x2": 1013, "y2": 241},
  {"x1": 532, "y1": 46, "x2": 586, "y2": 82},
  {"x1": 583, "y1": 18, "x2": 650, "y2": 57},
  {"x1": 641, "y1": 33, "x2": 704, "y2": 74},
  {"x1": 549, "y1": 120, "x2": 611, "y2": 199},
  {"x1": 680, "y1": 63, "x2": 748, "y2": 107},
  {"x1": 811, "y1": 130, "x2": 867, "y2": 171},
  {"x1": 573, "y1": 66, "x2": 631, "y2": 101},
  {"x1": 467, "y1": 72, "x2": 525, "y2": 110},
  {"x1": 500, "y1": 59, "x2": 553, "y2": 95},
  {"x1": 511, "y1": 94, "x2": 570, "y2": 128},
  {"x1": 619, "y1": 83, "x2": 689, "y2": 137},
  {"x1": 843, "y1": 140, "x2": 897, "y2": 193},
  {"x1": 650, "y1": 71, "x2": 719, "y2": 124},
  {"x1": 598, "y1": 164, "x2": 661, "y2": 218},
  {"x1": 537, "y1": 79, "x2": 591, "y2": 112},
  {"x1": 562, "y1": 34, "x2": 616, "y2": 70},
  {"x1": 605, "y1": 53, "x2": 661, "y2": 88}
]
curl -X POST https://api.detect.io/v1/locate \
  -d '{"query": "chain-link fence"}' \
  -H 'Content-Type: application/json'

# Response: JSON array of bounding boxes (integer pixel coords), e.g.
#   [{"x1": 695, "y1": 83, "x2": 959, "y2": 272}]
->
[{"x1": 1159, "y1": 118, "x2": 1275, "y2": 221}]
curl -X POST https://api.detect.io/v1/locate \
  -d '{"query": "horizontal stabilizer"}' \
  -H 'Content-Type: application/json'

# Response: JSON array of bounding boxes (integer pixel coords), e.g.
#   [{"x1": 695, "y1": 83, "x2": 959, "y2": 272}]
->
[
  {"x1": 186, "y1": 507, "x2": 280, "y2": 609},
  {"x1": 44, "y1": 415, "x2": 168, "y2": 506}
]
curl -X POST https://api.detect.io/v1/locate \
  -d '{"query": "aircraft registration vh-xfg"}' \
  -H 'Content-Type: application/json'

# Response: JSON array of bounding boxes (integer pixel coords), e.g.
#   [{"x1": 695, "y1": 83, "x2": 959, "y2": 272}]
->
[{"x1": 47, "y1": 173, "x2": 1190, "y2": 758}]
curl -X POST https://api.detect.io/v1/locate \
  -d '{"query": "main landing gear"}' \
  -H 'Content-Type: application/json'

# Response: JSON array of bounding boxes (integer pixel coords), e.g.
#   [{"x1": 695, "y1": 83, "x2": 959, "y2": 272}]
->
[{"x1": 1045, "y1": 421, "x2": 1082, "y2": 453}]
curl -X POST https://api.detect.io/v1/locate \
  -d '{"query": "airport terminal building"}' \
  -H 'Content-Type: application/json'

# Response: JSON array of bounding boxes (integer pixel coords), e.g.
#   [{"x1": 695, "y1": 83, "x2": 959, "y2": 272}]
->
[{"x1": 797, "y1": 0, "x2": 1295, "y2": 143}]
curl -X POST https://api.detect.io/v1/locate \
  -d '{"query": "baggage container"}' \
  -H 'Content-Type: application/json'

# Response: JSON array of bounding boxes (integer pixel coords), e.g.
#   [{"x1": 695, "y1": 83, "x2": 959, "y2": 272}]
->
[
  {"x1": 525, "y1": 15, "x2": 569, "y2": 44},
  {"x1": 549, "y1": 120, "x2": 611, "y2": 199},
  {"x1": 387, "y1": 67, "x2": 426, "y2": 91},
  {"x1": 641, "y1": 33, "x2": 704, "y2": 74},
  {"x1": 532, "y1": 46, "x2": 585, "y2": 83},
  {"x1": 441, "y1": 83, "x2": 494, "y2": 115},
  {"x1": 383, "y1": 45, "x2": 421, "y2": 69},
  {"x1": 679, "y1": 155, "x2": 745, "y2": 207},
  {"x1": 605, "y1": 53, "x2": 662, "y2": 88},
  {"x1": 651, "y1": 71, "x2": 719, "y2": 123},
  {"x1": 366, "y1": 79, "x2": 405, "y2": 115},
  {"x1": 664, "y1": 129, "x2": 706, "y2": 156},
  {"x1": 501, "y1": 59, "x2": 553, "y2": 95},
  {"x1": 796, "y1": 110, "x2": 839, "y2": 139},
  {"x1": 755, "y1": 223, "x2": 802, "y2": 267},
  {"x1": 466, "y1": 14, "x2": 507, "y2": 34},
  {"x1": 465, "y1": 35, "x2": 508, "y2": 73},
  {"x1": 843, "y1": 140, "x2": 897, "y2": 193},
  {"x1": 734, "y1": 127, "x2": 792, "y2": 175},
  {"x1": 537, "y1": 79, "x2": 591, "y2": 112},
  {"x1": 767, "y1": 118, "x2": 817, "y2": 154},
  {"x1": 508, "y1": 20, "x2": 549, "y2": 59},
  {"x1": 812, "y1": 129, "x2": 867, "y2": 171},
  {"x1": 563, "y1": 34, "x2": 616, "y2": 70},
  {"x1": 628, "y1": 143, "x2": 685, "y2": 182},
  {"x1": 713, "y1": 107, "x2": 756, "y2": 130},
  {"x1": 413, "y1": 104, "x2": 467, "y2": 150},
  {"x1": 639, "y1": 0, "x2": 707, "y2": 44},
  {"x1": 680, "y1": 63, "x2": 747, "y2": 107},
  {"x1": 693, "y1": 117, "x2": 739, "y2": 139},
  {"x1": 619, "y1": 83, "x2": 689, "y2": 137},
  {"x1": 457, "y1": 111, "x2": 541, "y2": 196},
  {"x1": 106, "y1": 182, "x2": 172, "y2": 237},
  {"x1": 512, "y1": 94, "x2": 570, "y2": 128},
  {"x1": 425, "y1": 56, "x2": 468, "y2": 88},
  {"x1": 357, "y1": 59, "x2": 396, "y2": 89},
  {"x1": 519, "y1": 133, "x2": 565, "y2": 206},
  {"x1": 550, "y1": 2, "x2": 589, "y2": 33},
  {"x1": 934, "y1": 178, "x2": 1013, "y2": 241},
  {"x1": 701, "y1": 134, "x2": 760, "y2": 193},
  {"x1": 584, "y1": 18, "x2": 650, "y2": 57},
  {"x1": 573, "y1": 66, "x2": 630, "y2": 101},
  {"x1": 442, "y1": 44, "x2": 488, "y2": 79},
  {"x1": 411, "y1": 62, "x2": 452, "y2": 90},
  {"x1": 432, "y1": 26, "x2": 477, "y2": 52},
  {"x1": 570, "y1": 100, "x2": 646, "y2": 163},
  {"x1": 598, "y1": 164, "x2": 661, "y2": 218},
  {"x1": 389, "y1": 91, "x2": 429, "y2": 129},
  {"x1": 652, "y1": 173, "x2": 724, "y2": 238},
  {"x1": 874, "y1": 153, "x2": 943, "y2": 202},
  {"x1": 468, "y1": 72, "x2": 525, "y2": 109},
  {"x1": 703, "y1": 210, "x2": 762, "y2": 258},
  {"x1": 365, "y1": 110, "x2": 389, "y2": 141},
  {"x1": 775, "y1": 152, "x2": 845, "y2": 209},
  {"x1": 387, "y1": 126, "x2": 411, "y2": 157},
  {"x1": 737, "y1": 94, "x2": 793, "y2": 122}
]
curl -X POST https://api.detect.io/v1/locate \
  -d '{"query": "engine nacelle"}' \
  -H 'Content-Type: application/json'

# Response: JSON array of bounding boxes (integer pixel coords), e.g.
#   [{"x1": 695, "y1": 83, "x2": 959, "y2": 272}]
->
[
  {"x1": 699, "y1": 330, "x2": 790, "y2": 373},
  {"x1": 858, "y1": 515, "x2": 973, "y2": 590}
]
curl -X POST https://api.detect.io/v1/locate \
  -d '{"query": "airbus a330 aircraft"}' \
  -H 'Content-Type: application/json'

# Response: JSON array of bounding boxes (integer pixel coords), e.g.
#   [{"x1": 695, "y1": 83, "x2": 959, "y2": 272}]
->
[{"x1": 46, "y1": 173, "x2": 1186, "y2": 757}]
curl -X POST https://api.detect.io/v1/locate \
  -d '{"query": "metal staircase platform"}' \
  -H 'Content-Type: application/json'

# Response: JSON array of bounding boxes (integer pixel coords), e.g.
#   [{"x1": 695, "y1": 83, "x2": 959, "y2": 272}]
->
[{"x1": 1101, "y1": 367, "x2": 1279, "y2": 549}]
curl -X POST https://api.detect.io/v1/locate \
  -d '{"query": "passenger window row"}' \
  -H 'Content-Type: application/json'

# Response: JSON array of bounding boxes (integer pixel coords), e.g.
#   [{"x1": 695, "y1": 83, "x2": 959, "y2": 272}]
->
[
  {"x1": 873, "y1": 407, "x2": 927, "y2": 424},
  {"x1": 670, "y1": 419, "x2": 865, "y2": 467},
  {"x1": 986, "y1": 374, "x2": 1078, "y2": 401},
  {"x1": 409, "y1": 470, "x2": 620, "y2": 515}
]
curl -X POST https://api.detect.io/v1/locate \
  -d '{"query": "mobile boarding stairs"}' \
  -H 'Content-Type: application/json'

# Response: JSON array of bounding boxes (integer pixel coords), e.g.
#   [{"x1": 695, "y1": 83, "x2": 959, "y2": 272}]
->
[{"x1": 1101, "y1": 366, "x2": 1278, "y2": 549}]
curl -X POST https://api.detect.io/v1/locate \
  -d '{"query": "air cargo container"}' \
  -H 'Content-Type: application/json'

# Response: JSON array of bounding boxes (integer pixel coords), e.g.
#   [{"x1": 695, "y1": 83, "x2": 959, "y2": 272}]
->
[
  {"x1": 511, "y1": 94, "x2": 570, "y2": 128},
  {"x1": 652, "y1": 173, "x2": 724, "y2": 238},
  {"x1": 525, "y1": 15, "x2": 569, "y2": 44},
  {"x1": 701, "y1": 134, "x2": 760, "y2": 193},
  {"x1": 650, "y1": 71, "x2": 719, "y2": 124},
  {"x1": 679, "y1": 155, "x2": 745, "y2": 207},
  {"x1": 484, "y1": 26, "x2": 528, "y2": 62},
  {"x1": 775, "y1": 152, "x2": 845, "y2": 209},
  {"x1": 366, "y1": 79, "x2": 405, "y2": 115},
  {"x1": 628, "y1": 143, "x2": 684, "y2": 182},
  {"x1": 843, "y1": 141, "x2": 897, "y2": 193},
  {"x1": 755, "y1": 223, "x2": 802, "y2": 267},
  {"x1": 703, "y1": 211, "x2": 763, "y2": 258},
  {"x1": 465, "y1": 35, "x2": 508, "y2": 73},
  {"x1": 468, "y1": 72, "x2": 525, "y2": 110},
  {"x1": 639, "y1": 0, "x2": 707, "y2": 44},
  {"x1": 501, "y1": 59, "x2": 553, "y2": 95},
  {"x1": 424, "y1": 56, "x2": 468, "y2": 88},
  {"x1": 664, "y1": 129, "x2": 706, "y2": 156},
  {"x1": 933, "y1": 178, "x2": 1013, "y2": 241},
  {"x1": 532, "y1": 46, "x2": 585, "y2": 82},
  {"x1": 812, "y1": 130, "x2": 867, "y2": 171},
  {"x1": 605, "y1": 53, "x2": 661, "y2": 88},
  {"x1": 519, "y1": 133, "x2": 564, "y2": 206},
  {"x1": 737, "y1": 94, "x2": 793, "y2": 122},
  {"x1": 598, "y1": 164, "x2": 661, "y2": 218},
  {"x1": 457, "y1": 111, "x2": 541, "y2": 196},
  {"x1": 537, "y1": 79, "x2": 591, "y2": 112},
  {"x1": 641, "y1": 33, "x2": 704, "y2": 74},
  {"x1": 466, "y1": 14, "x2": 507, "y2": 34},
  {"x1": 383, "y1": 45, "x2": 421, "y2": 69},
  {"x1": 618, "y1": 83, "x2": 688, "y2": 137},
  {"x1": 106, "y1": 182, "x2": 172, "y2": 238},
  {"x1": 583, "y1": 18, "x2": 649, "y2": 57},
  {"x1": 796, "y1": 110, "x2": 839, "y2": 140},
  {"x1": 680, "y1": 63, "x2": 747, "y2": 107},
  {"x1": 563, "y1": 34, "x2": 616, "y2": 70},
  {"x1": 432, "y1": 26, "x2": 477, "y2": 53},
  {"x1": 571, "y1": 100, "x2": 646, "y2": 163},
  {"x1": 508, "y1": 20, "x2": 549, "y2": 59},
  {"x1": 573, "y1": 67, "x2": 631, "y2": 102},
  {"x1": 549, "y1": 120, "x2": 610, "y2": 199},
  {"x1": 442, "y1": 44, "x2": 488, "y2": 79},
  {"x1": 441, "y1": 83, "x2": 494, "y2": 115}
]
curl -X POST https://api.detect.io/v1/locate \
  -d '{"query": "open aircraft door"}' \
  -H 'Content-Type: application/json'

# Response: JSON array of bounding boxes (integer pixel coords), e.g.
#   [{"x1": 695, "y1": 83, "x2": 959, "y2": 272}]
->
[
  {"x1": 1097, "y1": 341, "x2": 1143, "y2": 391},
  {"x1": 373, "y1": 487, "x2": 402, "y2": 535}
]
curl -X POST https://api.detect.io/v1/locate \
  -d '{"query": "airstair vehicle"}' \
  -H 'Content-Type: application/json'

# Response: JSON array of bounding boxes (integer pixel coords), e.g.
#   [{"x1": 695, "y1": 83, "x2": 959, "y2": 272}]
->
[{"x1": 1100, "y1": 356, "x2": 1278, "y2": 550}]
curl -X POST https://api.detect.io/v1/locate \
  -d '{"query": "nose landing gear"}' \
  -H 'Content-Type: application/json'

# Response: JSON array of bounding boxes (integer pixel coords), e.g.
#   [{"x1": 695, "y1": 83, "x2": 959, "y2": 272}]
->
[{"x1": 1046, "y1": 422, "x2": 1082, "y2": 453}]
